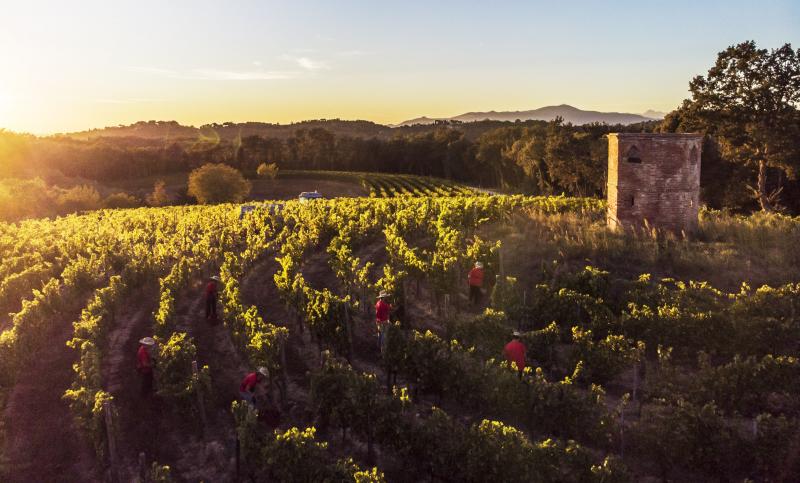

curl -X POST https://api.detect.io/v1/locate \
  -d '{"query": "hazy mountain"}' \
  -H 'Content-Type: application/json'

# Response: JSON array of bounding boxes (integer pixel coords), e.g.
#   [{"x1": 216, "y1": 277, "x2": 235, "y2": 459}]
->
[
  {"x1": 395, "y1": 116, "x2": 439, "y2": 126},
  {"x1": 394, "y1": 104, "x2": 657, "y2": 127},
  {"x1": 641, "y1": 109, "x2": 667, "y2": 119}
]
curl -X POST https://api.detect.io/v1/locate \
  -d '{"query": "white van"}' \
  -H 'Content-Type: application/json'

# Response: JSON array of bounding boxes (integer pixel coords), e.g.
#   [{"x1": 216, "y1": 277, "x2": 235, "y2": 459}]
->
[{"x1": 298, "y1": 191, "x2": 324, "y2": 203}]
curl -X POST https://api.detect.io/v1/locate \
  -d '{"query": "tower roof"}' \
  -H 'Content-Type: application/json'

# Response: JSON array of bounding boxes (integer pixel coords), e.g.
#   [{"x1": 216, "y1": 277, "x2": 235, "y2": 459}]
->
[{"x1": 607, "y1": 133, "x2": 703, "y2": 139}]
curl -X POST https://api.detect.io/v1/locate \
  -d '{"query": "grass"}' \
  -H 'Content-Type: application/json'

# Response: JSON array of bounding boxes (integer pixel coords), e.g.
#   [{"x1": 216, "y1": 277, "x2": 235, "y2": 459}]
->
[{"x1": 490, "y1": 207, "x2": 800, "y2": 292}]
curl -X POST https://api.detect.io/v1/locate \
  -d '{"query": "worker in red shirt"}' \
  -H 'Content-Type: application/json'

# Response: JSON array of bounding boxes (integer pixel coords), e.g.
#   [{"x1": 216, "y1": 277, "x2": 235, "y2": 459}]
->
[
  {"x1": 468, "y1": 261, "x2": 485, "y2": 306},
  {"x1": 504, "y1": 330, "x2": 527, "y2": 377},
  {"x1": 137, "y1": 337, "x2": 156, "y2": 396},
  {"x1": 375, "y1": 291, "x2": 392, "y2": 353},
  {"x1": 205, "y1": 276, "x2": 220, "y2": 320},
  {"x1": 239, "y1": 367, "x2": 269, "y2": 407}
]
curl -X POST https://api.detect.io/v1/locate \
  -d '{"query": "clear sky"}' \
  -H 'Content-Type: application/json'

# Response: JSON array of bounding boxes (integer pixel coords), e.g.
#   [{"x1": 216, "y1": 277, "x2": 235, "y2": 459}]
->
[{"x1": 1, "y1": 0, "x2": 798, "y2": 134}]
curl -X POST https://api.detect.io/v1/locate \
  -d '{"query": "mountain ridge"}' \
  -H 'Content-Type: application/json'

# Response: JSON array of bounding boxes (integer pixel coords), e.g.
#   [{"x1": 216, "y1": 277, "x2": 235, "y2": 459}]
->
[{"x1": 394, "y1": 104, "x2": 659, "y2": 127}]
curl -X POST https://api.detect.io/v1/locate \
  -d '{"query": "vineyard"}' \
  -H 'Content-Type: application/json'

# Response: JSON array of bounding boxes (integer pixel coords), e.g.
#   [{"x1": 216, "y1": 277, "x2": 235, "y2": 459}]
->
[
  {"x1": 0, "y1": 194, "x2": 799, "y2": 482},
  {"x1": 279, "y1": 170, "x2": 481, "y2": 197}
]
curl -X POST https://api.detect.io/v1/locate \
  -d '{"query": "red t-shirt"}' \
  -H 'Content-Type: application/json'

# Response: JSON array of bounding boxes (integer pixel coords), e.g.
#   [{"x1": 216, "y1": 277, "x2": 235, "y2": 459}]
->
[
  {"x1": 468, "y1": 267, "x2": 484, "y2": 287},
  {"x1": 205, "y1": 281, "x2": 217, "y2": 297},
  {"x1": 240, "y1": 372, "x2": 259, "y2": 393},
  {"x1": 375, "y1": 299, "x2": 391, "y2": 323},
  {"x1": 137, "y1": 345, "x2": 153, "y2": 373},
  {"x1": 504, "y1": 340, "x2": 526, "y2": 371}
]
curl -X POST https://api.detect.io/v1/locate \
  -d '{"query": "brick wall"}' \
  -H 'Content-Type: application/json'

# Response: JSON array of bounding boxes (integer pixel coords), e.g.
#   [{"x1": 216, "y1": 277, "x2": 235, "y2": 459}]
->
[{"x1": 607, "y1": 133, "x2": 702, "y2": 234}]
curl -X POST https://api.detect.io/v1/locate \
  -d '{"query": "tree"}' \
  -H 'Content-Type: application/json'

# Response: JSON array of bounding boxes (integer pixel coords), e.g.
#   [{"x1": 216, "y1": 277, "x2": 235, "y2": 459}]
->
[
  {"x1": 474, "y1": 127, "x2": 525, "y2": 188},
  {"x1": 678, "y1": 41, "x2": 800, "y2": 211},
  {"x1": 188, "y1": 163, "x2": 251, "y2": 204},
  {"x1": 257, "y1": 162, "x2": 279, "y2": 179},
  {"x1": 0, "y1": 177, "x2": 55, "y2": 221},
  {"x1": 146, "y1": 180, "x2": 173, "y2": 207}
]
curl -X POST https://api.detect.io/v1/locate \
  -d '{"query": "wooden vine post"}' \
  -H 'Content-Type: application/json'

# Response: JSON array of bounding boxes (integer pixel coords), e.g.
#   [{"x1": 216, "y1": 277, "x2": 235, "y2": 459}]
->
[
  {"x1": 344, "y1": 302, "x2": 354, "y2": 363},
  {"x1": 235, "y1": 436, "x2": 241, "y2": 482},
  {"x1": 138, "y1": 452, "x2": 147, "y2": 482},
  {"x1": 619, "y1": 405, "x2": 625, "y2": 460},
  {"x1": 192, "y1": 360, "x2": 208, "y2": 431},
  {"x1": 103, "y1": 400, "x2": 119, "y2": 482},
  {"x1": 280, "y1": 339, "x2": 289, "y2": 408}
]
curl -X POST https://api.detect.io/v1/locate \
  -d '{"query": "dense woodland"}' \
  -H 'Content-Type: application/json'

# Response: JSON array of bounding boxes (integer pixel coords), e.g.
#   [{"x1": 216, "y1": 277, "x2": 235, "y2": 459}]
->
[{"x1": 1, "y1": 115, "x2": 798, "y2": 216}]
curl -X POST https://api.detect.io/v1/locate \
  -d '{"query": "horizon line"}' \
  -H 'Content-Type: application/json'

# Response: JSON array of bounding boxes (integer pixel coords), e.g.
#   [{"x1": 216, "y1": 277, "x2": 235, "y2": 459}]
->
[{"x1": 2, "y1": 103, "x2": 667, "y2": 137}]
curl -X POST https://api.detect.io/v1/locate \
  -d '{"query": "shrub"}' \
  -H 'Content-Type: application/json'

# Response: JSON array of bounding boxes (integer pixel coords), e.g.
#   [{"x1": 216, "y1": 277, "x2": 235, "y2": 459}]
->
[
  {"x1": 570, "y1": 326, "x2": 642, "y2": 385},
  {"x1": 56, "y1": 185, "x2": 101, "y2": 213},
  {"x1": 155, "y1": 332, "x2": 211, "y2": 413},
  {"x1": 188, "y1": 163, "x2": 251, "y2": 204},
  {"x1": 146, "y1": 180, "x2": 172, "y2": 207},
  {"x1": 149, "y1": 462, "x2": 174, "y2": 482},
  {"x1": 103, "y1": 192, "x2": 140, "y2": 209},
  {"x1": 447, "y1": 308, "x2": 510, "y2": 359},
  {"x1": 491, "y1": 275, "x2": 523, "y2": 321},
  {"x1": 257, "y1": 162, "x2": 279, "y2": 179},
  {"x1": 232, "y1": 400, "x2": 261, "y2": 474}
]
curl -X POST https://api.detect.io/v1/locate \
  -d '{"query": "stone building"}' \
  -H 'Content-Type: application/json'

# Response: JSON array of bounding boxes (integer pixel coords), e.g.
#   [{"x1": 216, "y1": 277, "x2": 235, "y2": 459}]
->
[{"x1": 607, "y1": 133, "x2": 702, "y2": 233}]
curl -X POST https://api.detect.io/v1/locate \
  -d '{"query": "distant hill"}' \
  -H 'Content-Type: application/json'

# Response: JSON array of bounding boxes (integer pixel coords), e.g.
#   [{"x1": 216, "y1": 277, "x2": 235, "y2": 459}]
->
[
  {"x1": 641, "y1": 110, "x2": 667, "y2": 119},
  {"x1": 62, "y1": 119, "x2": 392, "y2": 141},
  {"x1": 394, "y1": 104, "x2": 657, "y2": 127},
  {"x1": 57, "y1": 106, "x2": 662, "y2": 143}
]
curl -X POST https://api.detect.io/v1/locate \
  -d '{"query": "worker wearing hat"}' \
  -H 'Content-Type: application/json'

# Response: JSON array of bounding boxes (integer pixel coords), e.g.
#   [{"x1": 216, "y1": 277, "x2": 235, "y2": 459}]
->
[
  {"x1": 503, "y1": 330, "x2": 527, "y2": 377},
  {"x1": 239, "y1": 367, "x2": 269, "y2": 407},
  {"x1": 468, "y1": 261, "x2": 485, "y2": 306},
  {"x1": 205, "y1": 275, "x2": 220, "y2": 320},
  {"x1": 137, "y1": 337, "x2": 156, "y2": 396},
  {"x1": 375, "y1": 291, "x2": 392, "y2": 353}
]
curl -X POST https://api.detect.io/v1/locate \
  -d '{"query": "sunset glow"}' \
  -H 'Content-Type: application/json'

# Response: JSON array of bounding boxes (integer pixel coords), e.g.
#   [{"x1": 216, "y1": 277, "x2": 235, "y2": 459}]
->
[{"x1": 1, "y1": 0, "x2": 798, "y2": 134}]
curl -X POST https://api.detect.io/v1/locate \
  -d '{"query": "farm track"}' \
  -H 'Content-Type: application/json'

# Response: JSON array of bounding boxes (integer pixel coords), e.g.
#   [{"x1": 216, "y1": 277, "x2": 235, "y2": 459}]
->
[
  {"x1": 103, "y1": 286, "x2": 165, "y2": 481},
  {"x1": 2, "y1": 304, "x2": 97, "y2": 483},
  {"x1": 241, "y1": 255, "x2": 317, "y2": 416},
  {"x1": 164, "y1": 280, "x2": 244, "y2": 483},
  {"x1": 106, "y1": 282, "x2": 248, "y2": 482},
  {"x1": 94, "y1": 255, "x2": 315, "y2": 482}
]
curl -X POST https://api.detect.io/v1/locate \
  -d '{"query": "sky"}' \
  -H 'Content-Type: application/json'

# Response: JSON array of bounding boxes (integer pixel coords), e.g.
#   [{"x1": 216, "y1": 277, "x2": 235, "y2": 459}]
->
[{"x1": 0, "y1": 0, "x2": 798, "y2": 134}]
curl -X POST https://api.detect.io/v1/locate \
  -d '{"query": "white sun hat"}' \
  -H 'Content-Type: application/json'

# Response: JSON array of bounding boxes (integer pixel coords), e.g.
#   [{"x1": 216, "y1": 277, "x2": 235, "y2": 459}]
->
[
  {"x1": 512, "y1": 330, "x2": 522, "y2": 337},
  {"x1": 378, "y1": 290, "x2": 390, "y2": 298},
  {"x1": 139, "y1": 337, "x2": 156, "y2": 346},
  {"x1": 475, "y1": 261, "x2": 484, "y2": 269},
  {"x1": 210, "y1": 275, "x2": 221, "y2": 282},
  {"x1": 257, "y1": 367, "x2": 269, "y2": 377}
]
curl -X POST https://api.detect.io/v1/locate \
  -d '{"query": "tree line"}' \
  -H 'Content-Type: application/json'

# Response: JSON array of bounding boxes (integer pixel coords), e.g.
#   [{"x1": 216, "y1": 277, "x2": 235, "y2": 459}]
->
[{"x1": 1, "y1": 120, "x2": 647, "y2": 196}]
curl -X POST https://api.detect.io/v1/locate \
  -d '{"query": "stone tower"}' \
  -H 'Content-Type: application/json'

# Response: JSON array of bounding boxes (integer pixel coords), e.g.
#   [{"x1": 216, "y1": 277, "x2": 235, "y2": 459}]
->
[{"x1": 607, "y1": 133, "x2": 702, "y2": 233}]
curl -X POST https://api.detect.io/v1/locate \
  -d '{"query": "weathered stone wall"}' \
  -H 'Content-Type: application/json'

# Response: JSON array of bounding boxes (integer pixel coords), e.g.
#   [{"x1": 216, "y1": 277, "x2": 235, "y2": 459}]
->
[{"x1": 607, "y1": 133, "x2": 702, "y2": 234}]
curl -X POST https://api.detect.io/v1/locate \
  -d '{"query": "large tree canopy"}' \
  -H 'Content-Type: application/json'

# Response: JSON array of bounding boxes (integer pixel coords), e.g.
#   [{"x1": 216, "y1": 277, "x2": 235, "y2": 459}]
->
[
  {"x1": 668, "y1": 41, "x2": 800, "y2": 211},
  {"x1": 188, "y1": 163, "x2": 251, "y2": 204}
]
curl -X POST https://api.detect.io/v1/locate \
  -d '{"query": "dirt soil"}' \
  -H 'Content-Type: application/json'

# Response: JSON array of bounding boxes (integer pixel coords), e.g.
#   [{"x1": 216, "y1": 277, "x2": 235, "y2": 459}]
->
[
  {"x1": 249, "y1": 178, "x2": 367, "y2": 201},
  {"x1": 1, "y1": 305, "x2": 98, "y2": 482}
]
